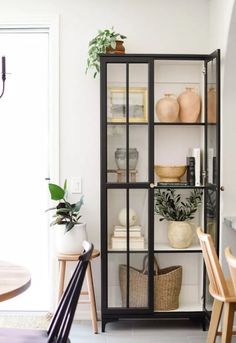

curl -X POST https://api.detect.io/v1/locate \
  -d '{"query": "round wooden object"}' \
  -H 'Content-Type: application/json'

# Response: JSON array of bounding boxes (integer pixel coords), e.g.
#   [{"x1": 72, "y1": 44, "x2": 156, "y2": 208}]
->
[
  {"x1": 0, "y1": 261, "x2": 31, "y2": 302},
  {"x1": 58, "y1": 249, "x2": 100, "y2": 261}
]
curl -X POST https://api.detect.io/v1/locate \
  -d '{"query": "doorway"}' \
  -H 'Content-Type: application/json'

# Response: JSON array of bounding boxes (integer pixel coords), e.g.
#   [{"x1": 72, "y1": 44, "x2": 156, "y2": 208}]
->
[{"x1": 0, "y1": 26, "x2": 58, "y2": 311}]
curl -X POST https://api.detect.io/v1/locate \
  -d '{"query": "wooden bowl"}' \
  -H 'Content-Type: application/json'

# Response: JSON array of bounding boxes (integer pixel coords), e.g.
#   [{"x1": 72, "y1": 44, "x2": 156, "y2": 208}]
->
[{"x1": 155, "y1": 165, "x2": 187, "y2": 182}]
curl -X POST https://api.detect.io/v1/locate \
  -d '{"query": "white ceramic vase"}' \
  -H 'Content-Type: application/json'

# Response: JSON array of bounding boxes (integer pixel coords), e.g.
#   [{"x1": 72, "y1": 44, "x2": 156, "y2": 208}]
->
[
  {"x1": 56, "y1": 223, "x2": 87, "y2": 254},
  {"x1": 167, "y1": 221, "x2": 193, "y2": 249}
]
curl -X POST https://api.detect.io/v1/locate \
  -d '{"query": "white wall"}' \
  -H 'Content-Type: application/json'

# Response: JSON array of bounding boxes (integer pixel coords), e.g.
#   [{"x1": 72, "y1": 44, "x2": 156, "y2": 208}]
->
[
  {"x1": 208, "y1": 0, "x2": 236, "y2": 272},
  {"x1": 0, "y1": 0, "x2": 210, "y2": 318}
]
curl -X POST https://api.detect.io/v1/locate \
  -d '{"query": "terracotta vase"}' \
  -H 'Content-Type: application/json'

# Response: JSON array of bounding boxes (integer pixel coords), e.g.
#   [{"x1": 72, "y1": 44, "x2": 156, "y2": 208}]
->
[
  {"x1": 106, "y1": 40, "x2": 125, "y2": 54},
  {"x1": 207, "y1": 88, "x2": 216, "y2": 123},
  {"x1": 156, "y1": 93, "x2": 179, "y2": 122},
  {"x1": 167, "y1": 221, "x2": 193, "y2": 249},
  {"x1": 178, "y1": 88, "x2": 201, "y2": 123}
]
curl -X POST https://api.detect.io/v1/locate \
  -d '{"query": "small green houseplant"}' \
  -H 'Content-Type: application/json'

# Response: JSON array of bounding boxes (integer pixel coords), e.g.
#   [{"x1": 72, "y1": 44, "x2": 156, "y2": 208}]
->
[
  {"x1": 46, "y1": 180, "x2": 84, "y2": 233},
  {"x1": 154, "y1": 189, "x2": 202, "y2": 249},
  {"x1": 86, "y1": 27, "x2": 127, "y2": 78},
  {"x1": 154, "y1": 189, "x2": 202, "y2": 222}
]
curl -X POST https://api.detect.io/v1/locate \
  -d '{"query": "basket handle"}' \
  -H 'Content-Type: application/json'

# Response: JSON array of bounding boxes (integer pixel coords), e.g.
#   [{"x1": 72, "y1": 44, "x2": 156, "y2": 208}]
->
[{"x1": 142, "y1": 255, "x2": 159, "y2": 275}]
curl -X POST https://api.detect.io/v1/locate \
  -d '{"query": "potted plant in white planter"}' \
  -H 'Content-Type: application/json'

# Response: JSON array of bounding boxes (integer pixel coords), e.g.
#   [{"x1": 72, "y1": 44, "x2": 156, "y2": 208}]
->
[
  {"x1": 154, "y1": 189, "x2": 202, "y2": 248},
  {"x1": 46, "y1": 180, "x2": 87, "y2": 254},
  {"x1": 86, "y1": 27, "x2": 127, "y2": 78}
]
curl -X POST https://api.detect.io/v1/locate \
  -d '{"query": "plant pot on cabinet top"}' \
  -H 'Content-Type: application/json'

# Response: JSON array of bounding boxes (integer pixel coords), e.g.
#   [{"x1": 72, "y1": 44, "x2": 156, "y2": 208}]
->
[{"x1": 106, "y1": 40, "x2": 125, "y2": 54}]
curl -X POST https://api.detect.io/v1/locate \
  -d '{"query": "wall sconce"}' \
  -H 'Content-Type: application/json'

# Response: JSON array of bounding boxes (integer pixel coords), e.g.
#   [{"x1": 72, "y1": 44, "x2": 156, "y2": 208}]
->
[{"x1": 0, "y1": 56, "x2": 6, "y2": 99}]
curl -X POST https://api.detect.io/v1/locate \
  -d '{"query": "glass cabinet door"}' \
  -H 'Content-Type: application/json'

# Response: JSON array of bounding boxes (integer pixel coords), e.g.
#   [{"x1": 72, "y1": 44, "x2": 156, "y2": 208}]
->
[
  {"x1": 106, "y1": 62, "x2": 149, "y2": 184},
  {"x1": 103, "y1": 60, "x2": 152, "y2": 310},
  {"x1": 204, "y1": 50, "x2": 220, "y2": 313}
]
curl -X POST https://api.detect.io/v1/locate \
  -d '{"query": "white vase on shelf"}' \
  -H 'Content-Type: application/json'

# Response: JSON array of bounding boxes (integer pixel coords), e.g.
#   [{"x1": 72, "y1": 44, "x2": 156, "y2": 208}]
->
[{"x1": 167, "y1": 221, "x2": 193, "y2": 249}]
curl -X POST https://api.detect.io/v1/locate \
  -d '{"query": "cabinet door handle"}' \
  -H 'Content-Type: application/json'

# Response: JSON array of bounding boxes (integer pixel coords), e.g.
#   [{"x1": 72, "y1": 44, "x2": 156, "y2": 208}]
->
[
  {"x1": 220, "y1": 186, "x2": 225, "y2": 191},
  {"x1": 150, "y1": 183, "x2": 155, "y2": 188}
]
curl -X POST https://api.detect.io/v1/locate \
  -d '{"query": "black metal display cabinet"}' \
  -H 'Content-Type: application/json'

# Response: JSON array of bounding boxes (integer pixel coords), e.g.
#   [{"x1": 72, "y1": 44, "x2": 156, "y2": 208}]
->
[{"x1": 100, "y1": 51, "x2": 220, "y2": 332}]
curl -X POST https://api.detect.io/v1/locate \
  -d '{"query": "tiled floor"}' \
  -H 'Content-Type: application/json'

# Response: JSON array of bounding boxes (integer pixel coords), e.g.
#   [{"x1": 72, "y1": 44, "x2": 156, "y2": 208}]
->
[{"x1": 70, "y1": 320, "x2": 209, "y2": 343}]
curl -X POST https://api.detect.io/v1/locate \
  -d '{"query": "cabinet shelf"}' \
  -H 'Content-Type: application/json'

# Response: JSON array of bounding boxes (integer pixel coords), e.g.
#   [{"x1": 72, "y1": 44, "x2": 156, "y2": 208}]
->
[{"x1": 107, "y1": 243, "x2": 201, "y2": 253}]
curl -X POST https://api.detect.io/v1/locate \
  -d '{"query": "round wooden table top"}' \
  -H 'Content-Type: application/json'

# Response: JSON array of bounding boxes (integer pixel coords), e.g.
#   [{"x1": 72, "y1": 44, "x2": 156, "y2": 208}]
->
[{"x1": 0, "y1": 261, "x2": 31, "y2": 302}]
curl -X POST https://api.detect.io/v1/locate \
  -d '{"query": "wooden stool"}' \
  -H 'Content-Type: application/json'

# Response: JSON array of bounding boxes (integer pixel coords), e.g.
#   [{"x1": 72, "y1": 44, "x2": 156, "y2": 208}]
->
[{"x1": 57, "y1": 249, "x2": 100, "y2": 334}]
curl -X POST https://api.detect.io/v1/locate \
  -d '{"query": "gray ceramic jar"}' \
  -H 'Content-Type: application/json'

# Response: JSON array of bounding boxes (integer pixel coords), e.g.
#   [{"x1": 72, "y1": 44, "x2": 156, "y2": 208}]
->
[{"x1": 115, "y1": 148, "x2": 139, "y2": 170}]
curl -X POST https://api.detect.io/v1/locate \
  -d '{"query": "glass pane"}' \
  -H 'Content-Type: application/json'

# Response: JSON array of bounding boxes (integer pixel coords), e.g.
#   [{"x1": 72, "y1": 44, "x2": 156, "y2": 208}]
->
[
  {"x1": 154, "y1": 188, "x2": 204, "y2": 250},
  {"x1": 154, "y1": 126, "x2": 205, "y2": 186},
  {"x1": 128, "y1": 253, "x2": 149, "y2": 308},
  {"x1": 107, "y1": 64, "x2": 126, "y2": 123},
  {"x1": 107, "y1": 63, "x2": 127, "y2": 182},
  {"x1": 206, "y1": 189, "x2": 217, "y2": 244},
  {"x1": 129, "y1": 189, "x2": 148, "y2": 251},
  {"x1": 154, "y1": 253, "x2": 203, "y2": 312},
  {"x1": 207, "y1": 58, "x2": 217, "y2": 185},
  {"x1": 108, "y1": 253, "x2": 126, "y2": 307},
  {"x1": 154, "y1": 60, "x2": 203, "y2": 123},
  {"x1": 129, "y1": 64, "x2": 148, "y2": 123},
  {"x1": 107, "y1": 124, "x2": 126, "y2": 183},
  {"x1": 129, "y1": 125, "x2": 148, "y2": 182},
  {"x1": 108, "y1": 189, "x2": 127, "y2": 251}
]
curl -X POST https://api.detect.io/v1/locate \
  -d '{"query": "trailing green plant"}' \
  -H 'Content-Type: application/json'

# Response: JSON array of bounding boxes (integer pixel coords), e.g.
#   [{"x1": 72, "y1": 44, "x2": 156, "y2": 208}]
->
[
  {"x1": 154, "y1": 189, "x2": 202, "y2": 222},
  {"x1": 46, "y1": 179, "x2": 84, "y2": 233},
  {"x1": 86, "y1": 27, "x2": 127, "y2": 78}
]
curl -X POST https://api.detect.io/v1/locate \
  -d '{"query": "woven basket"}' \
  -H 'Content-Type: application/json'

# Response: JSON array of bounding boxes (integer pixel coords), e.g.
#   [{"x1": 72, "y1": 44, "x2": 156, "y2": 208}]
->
[{"x1": 119, "y1": 256, "x2": 182, "y2": 310}]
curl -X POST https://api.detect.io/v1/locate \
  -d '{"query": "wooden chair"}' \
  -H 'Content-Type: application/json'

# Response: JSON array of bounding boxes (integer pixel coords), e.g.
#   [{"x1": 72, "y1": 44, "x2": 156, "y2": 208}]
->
[
  {"x1": 0, "y1": 241, "x2": 94, "y2": 343},
  {"x1": 197, "y1": 227, "x2": 236, "y2": 343}
]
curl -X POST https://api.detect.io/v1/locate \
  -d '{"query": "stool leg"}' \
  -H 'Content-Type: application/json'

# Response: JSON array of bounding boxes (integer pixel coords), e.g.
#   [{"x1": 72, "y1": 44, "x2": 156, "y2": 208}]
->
[
  {"x1": 58, "y1": 260, "x2": 66, "y2": 303},
  {"x1": 86, "y1": 261, "x2": 98, "y2": 334}
]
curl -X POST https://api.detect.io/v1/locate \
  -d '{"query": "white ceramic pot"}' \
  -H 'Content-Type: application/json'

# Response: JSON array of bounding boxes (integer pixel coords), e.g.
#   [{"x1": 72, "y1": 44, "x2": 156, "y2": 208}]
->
[
  {"x1": 178, "y1": 88, "x2": 201, "y2": 123},
  {"x1": 167, "y1": 221, "x2": 193, "y2": 249},
  {"x1": 56, "y1": 223, "x2": 87, "y2": 254}
]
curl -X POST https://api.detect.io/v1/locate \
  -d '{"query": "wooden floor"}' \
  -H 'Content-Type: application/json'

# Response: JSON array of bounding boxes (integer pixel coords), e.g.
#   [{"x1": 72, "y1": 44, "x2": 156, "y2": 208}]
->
[{"x1": 69, "y1": 319, "x2": 227, "y2": 343}]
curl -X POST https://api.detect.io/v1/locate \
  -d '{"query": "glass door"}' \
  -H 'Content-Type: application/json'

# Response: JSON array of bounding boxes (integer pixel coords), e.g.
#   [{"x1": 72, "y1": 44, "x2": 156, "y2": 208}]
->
[
  {"x1": 204, "y1": 49, "x2": 220, "y2": 313},
  {"x1": 102, "y1": 58, "x2": 153, "y2": 310}
]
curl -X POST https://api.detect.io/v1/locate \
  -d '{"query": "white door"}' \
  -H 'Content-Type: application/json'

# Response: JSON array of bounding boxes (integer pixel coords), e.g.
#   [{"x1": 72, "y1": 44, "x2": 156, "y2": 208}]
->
[{"x1": 0, "y1": 29, "x2": 53, "y2": 311}]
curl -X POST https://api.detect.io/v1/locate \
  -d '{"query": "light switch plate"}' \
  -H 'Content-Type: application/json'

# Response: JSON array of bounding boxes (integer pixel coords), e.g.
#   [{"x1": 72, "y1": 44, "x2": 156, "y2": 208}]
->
[{"x1": 71, "y1": 176, "x2": 82, "y2": 194}]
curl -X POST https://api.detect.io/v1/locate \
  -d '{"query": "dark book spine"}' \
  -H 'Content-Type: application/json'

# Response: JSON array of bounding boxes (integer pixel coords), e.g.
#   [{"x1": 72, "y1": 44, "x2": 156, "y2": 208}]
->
[{"x1": 187, "y1": 157, "x2": 195, "y2": 186}]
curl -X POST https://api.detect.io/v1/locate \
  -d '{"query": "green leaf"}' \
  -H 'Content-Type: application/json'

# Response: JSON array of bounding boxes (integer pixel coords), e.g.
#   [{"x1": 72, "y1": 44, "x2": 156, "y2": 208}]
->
[
  {"x1": 63, "y1": 179, "x2": 67, "y2": 191},
  {"x1": 74, "y1": 196, "x2": 84, "y2": 212},
  {"x1": 48, "y1": 183, "x2": 65, "y2": 200},
  {"x1": 65, "y1": 222, "x2": 75, "y2": 233}
]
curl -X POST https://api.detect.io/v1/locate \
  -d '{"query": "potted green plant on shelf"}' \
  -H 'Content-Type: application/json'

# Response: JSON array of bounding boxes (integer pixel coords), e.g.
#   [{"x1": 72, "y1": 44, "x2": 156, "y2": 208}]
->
[
  {"x1": 86, "y1": 27, "x2": 127, "y2": 78},
  {"x1": 154, "y1": 189, "x2": 202, "y2": 248},
  {"x1": 46, "y1": 179, "x2": 87, "y2": 254}
]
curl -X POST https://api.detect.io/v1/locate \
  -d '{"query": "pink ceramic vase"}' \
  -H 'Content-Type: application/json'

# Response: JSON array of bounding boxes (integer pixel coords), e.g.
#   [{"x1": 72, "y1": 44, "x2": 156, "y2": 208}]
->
[
  {"x1": 178, "y1": 88, "x2": 201, "y2": 123},
  {"x1": 207, "y1": 88, "x2": 216, "y2": 123},
  {"x1": 156, "y1": 93, "x2": 179, "y2": 122}
]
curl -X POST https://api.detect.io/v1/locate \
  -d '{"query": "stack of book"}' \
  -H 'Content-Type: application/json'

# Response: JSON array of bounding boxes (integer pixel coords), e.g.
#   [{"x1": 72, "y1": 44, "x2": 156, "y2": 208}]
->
[{"x1": 111, "y1": 225, "x2": 145, "y2": 250}]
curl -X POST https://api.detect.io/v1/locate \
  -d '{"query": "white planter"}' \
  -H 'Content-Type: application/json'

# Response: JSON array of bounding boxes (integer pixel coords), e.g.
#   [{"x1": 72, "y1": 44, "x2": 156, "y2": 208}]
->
[
  {"x1": 56, "y1": 223, "x2": 87, "y2": 254},
  {"x1": 167, "y1": 221, "x2": 193, "y2": 249}
]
